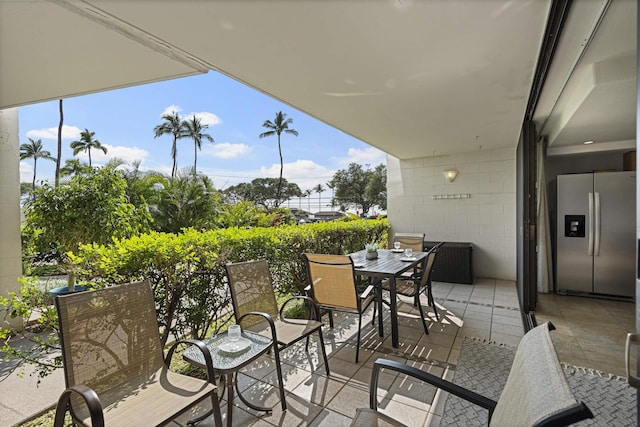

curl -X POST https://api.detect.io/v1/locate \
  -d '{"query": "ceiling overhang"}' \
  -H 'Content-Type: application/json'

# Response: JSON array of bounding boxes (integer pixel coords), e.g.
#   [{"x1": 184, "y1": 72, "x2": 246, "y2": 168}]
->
[{"x1": 1, "y1": 0, "x2": 635, "y2": 159}]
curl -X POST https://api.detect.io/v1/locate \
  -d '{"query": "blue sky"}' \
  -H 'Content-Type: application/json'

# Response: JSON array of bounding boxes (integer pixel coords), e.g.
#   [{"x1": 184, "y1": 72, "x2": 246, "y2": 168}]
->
[{"x1": 18, "y1": 71, "x2": 386, "y2": 197}]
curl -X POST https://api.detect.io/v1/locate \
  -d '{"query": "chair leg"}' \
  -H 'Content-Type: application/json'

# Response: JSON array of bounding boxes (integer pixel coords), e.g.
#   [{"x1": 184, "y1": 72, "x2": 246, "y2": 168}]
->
[
  {"x1": 209, "y1": 389, "x2": 224, "y2": 427},
  {"x1": 317, "y1": 329, "x2": 330, "y2": 376},
  {"x1": 356, "y1": 314, "x2": 362, "y2": 363},
  {"x1": 416, "y1": 296, "x2": 430, "y2": 335},
  {"x1": 272, "y1": 344, "x2": 287, "y2": 412},
  {"x1": 371, "y1": 298, "x2": 377, "y2": 326},
  {"x1": 328, "y1": 310, "x2": 335, "y2": 328},
  {"x1": 427, "y1": 284, "x2": 439, "y2": 320}
]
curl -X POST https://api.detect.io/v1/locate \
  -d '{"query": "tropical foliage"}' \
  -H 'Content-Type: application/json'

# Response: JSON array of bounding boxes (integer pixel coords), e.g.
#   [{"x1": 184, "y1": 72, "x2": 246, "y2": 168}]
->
[
  {"x1": 59, "y1": 158, "x2": 90, "y2": 178},
  {"x1": 70, "y1": 218, "x2": 388, "y2": 346},
  {"x1": 217, "y1": 200, "x2": 295, "y2": 228},
  {"x1": 224, "y1": 177, "x2": 303, "y2": 209},
  {"x1": 329, "y1": 163, "x2": 387, "y2": 216},
  {"x1": 22, "y1": 167, "x2": 152, "y2": 255},
  {"x1": 2, "y1": 218, "x2": 389, "y2": 380},
  {"x1": 146, "y1": 170, "x2": 223, "y2": 233}
]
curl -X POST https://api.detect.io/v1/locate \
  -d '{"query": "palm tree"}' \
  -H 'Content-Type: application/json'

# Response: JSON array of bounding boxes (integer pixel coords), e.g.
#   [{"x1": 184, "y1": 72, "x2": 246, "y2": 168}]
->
[
  {"x1": 154, "y1": 111, "x2": 185, "y2": 180},
  {"x1": 304, "y1": 188, "x2": 312, "y2": 212},
  {"x1": 259, "y1": 111, "x2": 298, "y2": 205},
  {"x1": 182, "y1": 115, "x2": 214, "y2": 175},
  {"x1": 70, "y1": 128, "x2": 107, "y2": 166},
  {"x1": 60, "y1": 158, "x2": 89, "y2": 178},
  {"x1": 19, "y1": 138, "x2": 55, "y2": 191},
  {"x1": 314, "y1": 183, "x2": 325, "y2": 212}
]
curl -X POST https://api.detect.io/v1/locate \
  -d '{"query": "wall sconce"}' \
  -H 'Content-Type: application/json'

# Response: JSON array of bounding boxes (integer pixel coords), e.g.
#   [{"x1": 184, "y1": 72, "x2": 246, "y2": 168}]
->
[{"x1": 443, "y1": 169, "x2": 458, "y2": 182}]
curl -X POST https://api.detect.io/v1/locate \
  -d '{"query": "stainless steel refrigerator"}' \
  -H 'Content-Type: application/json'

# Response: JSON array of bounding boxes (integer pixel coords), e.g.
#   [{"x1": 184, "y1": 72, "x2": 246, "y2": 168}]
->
[{"x1": 556, "y1": 171, "x2": 636, "y2": 298}]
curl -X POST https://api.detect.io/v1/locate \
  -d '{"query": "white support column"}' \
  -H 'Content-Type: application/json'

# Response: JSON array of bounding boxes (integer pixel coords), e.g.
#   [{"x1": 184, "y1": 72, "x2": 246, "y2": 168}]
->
[{"x1": 0, "y1": 108, "x2": 23, "y2": 330}]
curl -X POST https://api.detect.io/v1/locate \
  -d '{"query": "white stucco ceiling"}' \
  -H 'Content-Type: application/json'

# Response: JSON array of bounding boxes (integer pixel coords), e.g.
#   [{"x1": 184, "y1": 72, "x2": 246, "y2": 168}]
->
[
  {"x1": 1, "y1": 0, "x2": 635, "y2": 159},
  {"x1": 534, "y1": 0, "x2": 636, "y2": 152}
]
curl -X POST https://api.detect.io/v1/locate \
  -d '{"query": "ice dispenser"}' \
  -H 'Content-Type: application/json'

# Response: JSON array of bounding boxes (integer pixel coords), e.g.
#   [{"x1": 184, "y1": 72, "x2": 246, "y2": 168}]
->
[{"x1": 564, "y1": 215, "x2": 585, "y2": 238}]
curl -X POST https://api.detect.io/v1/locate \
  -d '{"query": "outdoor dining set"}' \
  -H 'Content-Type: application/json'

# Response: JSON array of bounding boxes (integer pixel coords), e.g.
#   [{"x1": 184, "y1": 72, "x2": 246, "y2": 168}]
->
[
  {"x1": 50, "y1": 233, "x2": 594, "y2": 427},
  {"x1": 51, "y1": 232, "x2": 448, "y2": 426}
]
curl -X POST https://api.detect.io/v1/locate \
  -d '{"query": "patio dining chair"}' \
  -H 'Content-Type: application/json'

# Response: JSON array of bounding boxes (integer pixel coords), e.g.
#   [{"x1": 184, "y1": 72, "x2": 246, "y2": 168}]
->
[
  {"x1": 392, "y1": 232, "x2": 425, "y2": 253},
  {"x1": 393, "y1": 232, "x2": 426, "y2": 279},
  {"x1": 303, "y1": 253, "x2": 376, "y2": 363},
  {"x1": 351, "y1": 322, "x2": 593, "y2": 427},
  {"x1": 225, "y1": 259, "x2": 330, "y2": 411},
  {"x1": 381, "y1": 242, "x2": 445, "y2": 334},
  {"x1": 54, "y1": 280, "x2": 222, "y2": 427}
]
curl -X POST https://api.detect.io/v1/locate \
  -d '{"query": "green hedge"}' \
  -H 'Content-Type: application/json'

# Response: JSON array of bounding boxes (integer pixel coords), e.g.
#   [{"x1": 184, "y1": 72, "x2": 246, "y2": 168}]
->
[{"x1": 69, "y1": 218, "x2": 389, "y2": 346}]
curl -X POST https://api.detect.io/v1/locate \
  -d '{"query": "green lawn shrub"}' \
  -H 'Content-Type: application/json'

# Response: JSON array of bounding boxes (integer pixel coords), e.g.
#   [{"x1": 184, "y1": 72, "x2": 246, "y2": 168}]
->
[{"x1": 69, "y1": 218, "x2": 389, "y2": 347}]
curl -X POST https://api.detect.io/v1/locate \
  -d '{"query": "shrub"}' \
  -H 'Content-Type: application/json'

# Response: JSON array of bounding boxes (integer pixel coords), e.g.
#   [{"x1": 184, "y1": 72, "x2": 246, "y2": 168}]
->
[
  {"x1": 70, "y1": 218, "x2": 388, "y2": 344},
  {"x1": 22, "y1": 167, "x2": 152, "y2": 255},
  {"x1": 2, "y1": 218, "x2": 389, "y2": 379}
]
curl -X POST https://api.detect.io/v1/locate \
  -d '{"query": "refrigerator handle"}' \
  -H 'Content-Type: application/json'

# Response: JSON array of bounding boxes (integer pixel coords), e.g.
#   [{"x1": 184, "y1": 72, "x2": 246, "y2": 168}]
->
[
  {"x1": 588, "y1": 192, "x2": 594, "y2": 256},
  {"x1": 594, "y1": 192, "x2": 601, "y2": 256}
]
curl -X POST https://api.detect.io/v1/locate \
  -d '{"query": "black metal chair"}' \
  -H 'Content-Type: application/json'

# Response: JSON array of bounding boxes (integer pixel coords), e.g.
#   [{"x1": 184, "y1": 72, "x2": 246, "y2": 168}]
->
[
  {"x1": 351, "y1": 322, "x2": 594, "y2": 427},
  {"x1": 381, "y1": 241, "x2": 445, "y2": 333}
]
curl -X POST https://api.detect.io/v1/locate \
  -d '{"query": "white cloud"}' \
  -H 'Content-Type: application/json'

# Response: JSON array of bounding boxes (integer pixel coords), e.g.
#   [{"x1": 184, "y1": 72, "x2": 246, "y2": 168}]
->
[
  {"x1": 187, "y1": 111, "x2": 222, "y2": 126},
  {"x1": 202, "y1": 142, "x2": 250, "y2": 159},
  {"x1": 20, "y1": 162, "x2": 33, "y2": 183},
  {"x1": 160, "y1": 107, "x2": 221, "y2": 127},
  {"x1": 334, "y1": 146, "x2": 386, "y2": 167},
  {"x1": 160, "y1": 105, "x2": 182, "y2": 116},
  {"x1": 26, "y1": 125, "x2": 82, "y2": 141},
  {"x1": 199, "y1": 160, "x2": 334, "y2": 192},
  {"x1": 73, "y1": 144, "x2": 149, "y2": 166},
  {"x1": 261, "y1": 160, "x2": 335, "y2": 191}
]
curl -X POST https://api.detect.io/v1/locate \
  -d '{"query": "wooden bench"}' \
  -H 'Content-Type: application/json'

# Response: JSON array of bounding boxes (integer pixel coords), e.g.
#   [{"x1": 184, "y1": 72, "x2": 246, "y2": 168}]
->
[
  {"x1": 53, "y1": 280, "x2": 222, "y2": 427},
  {"x1": 352, "y1": 322, "x2": 594, "y2": 426}
]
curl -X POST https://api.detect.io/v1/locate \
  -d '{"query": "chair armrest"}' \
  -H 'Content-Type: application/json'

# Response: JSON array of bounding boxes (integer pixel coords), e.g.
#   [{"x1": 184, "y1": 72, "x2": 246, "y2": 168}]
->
[
  {"x1": 166, "y1": 338, "x2": 216, "y2": 385},
  {"x1": 279, "y1": 295, "x2": 321, "y2": 321},
  {"x1": 370, "y1": 359, "x2": 497, "y2": 415},
  {"x1": 360, "y1": 284, "x2": 375, "y2": 299},
  {"x1": 238, "y1": 310, "x2": 279, "y2": 340},
  {"x1": 54, "y1": 385, "x2": 104, "y2": 427}
]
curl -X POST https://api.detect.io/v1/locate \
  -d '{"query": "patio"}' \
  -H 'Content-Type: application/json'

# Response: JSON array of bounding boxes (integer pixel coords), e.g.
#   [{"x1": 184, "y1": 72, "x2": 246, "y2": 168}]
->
[
  {"x1": 6, "y1": 277, "x2": 634, "y2": 425},
  {"x1": 171, "y1": 278, "x2": 523, "y2": 426}
]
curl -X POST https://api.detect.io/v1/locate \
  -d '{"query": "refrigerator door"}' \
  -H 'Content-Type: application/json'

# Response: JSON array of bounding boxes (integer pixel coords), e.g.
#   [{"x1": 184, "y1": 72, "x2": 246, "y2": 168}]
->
[
  {"x1": 593, "y1": 171, "x2": 636, "y2": 297},
  {"x1": 557, "y1": 174, "x2": 594, "y2": 293}
]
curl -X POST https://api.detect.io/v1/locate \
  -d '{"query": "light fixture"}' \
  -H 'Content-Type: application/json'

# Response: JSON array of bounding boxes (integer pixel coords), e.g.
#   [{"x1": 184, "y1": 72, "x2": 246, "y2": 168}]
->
[
  {"x1": 583, "y1": 140, "x2": 595, "y2": 145},
  {"x1": 443, "y1": 169, "x2": 458, "y2": 182}
]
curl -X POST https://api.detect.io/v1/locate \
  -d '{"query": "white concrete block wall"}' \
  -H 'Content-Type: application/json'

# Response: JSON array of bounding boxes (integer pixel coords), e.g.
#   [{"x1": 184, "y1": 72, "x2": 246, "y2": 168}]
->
[
  {"x1": 387, "y1": 147, "x2": 516, "y2": 280},
  {"x1": 0, "y1": 108, "x2": 24, "y2": 330}
]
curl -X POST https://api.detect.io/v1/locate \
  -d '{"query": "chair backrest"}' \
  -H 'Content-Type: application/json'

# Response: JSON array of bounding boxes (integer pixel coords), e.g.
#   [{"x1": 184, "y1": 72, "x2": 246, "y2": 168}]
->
[
  {"x1": 226, "y1": 260, "x2": 280, "y2": 320},
  {"x1": 303, "y1": 253, "x2": 358, "y2": 310},
  {"x1": 417, "y1": 250, "x2": 437, "y2": 288},
  {"x1": 393, "y1": 232, "x2": 425, "y2": 252},
  {"x1": 55, "y1": 281, "x2": 165, "y2": 407},
  {"x1": 419, "y1": 241, "x2": 445, "y2": 284},
  {"x1": 490, "y1": 322, "x2": 593, "y2": 426}
]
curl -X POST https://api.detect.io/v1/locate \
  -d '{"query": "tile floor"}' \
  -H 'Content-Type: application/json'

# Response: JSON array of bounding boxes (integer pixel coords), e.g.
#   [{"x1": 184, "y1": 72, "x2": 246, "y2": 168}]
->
[
  {"x1": 10, "y1": 279, "x2": 636, "y2": 426},
  {"x1": 534, "y1": 292, "x2": 636, "y2": 377},
  {"x1": 176, "y1": 278, "x2": 525, "y2": 426}
]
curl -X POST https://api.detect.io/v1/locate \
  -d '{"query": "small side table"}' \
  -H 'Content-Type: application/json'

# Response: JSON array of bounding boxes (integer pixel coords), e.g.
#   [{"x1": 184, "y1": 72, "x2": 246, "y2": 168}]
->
[{"x1": 183, "y1": 330, "x2": 285, "y2": 427}]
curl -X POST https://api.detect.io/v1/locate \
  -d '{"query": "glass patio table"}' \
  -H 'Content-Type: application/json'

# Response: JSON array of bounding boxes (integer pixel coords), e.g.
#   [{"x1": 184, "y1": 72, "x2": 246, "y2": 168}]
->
[
  {"x1": 350, "y1": 249, "x2": 428, "y2": 348},
  {"x1": 183, "y1": 329, "x2": 284, "y2": 427}
]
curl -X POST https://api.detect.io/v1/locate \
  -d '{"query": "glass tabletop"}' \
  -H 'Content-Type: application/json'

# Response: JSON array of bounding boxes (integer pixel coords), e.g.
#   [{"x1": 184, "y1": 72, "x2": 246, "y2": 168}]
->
[{"x1": 183, "y1": 330, "x2": 273, "y2": 371}]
